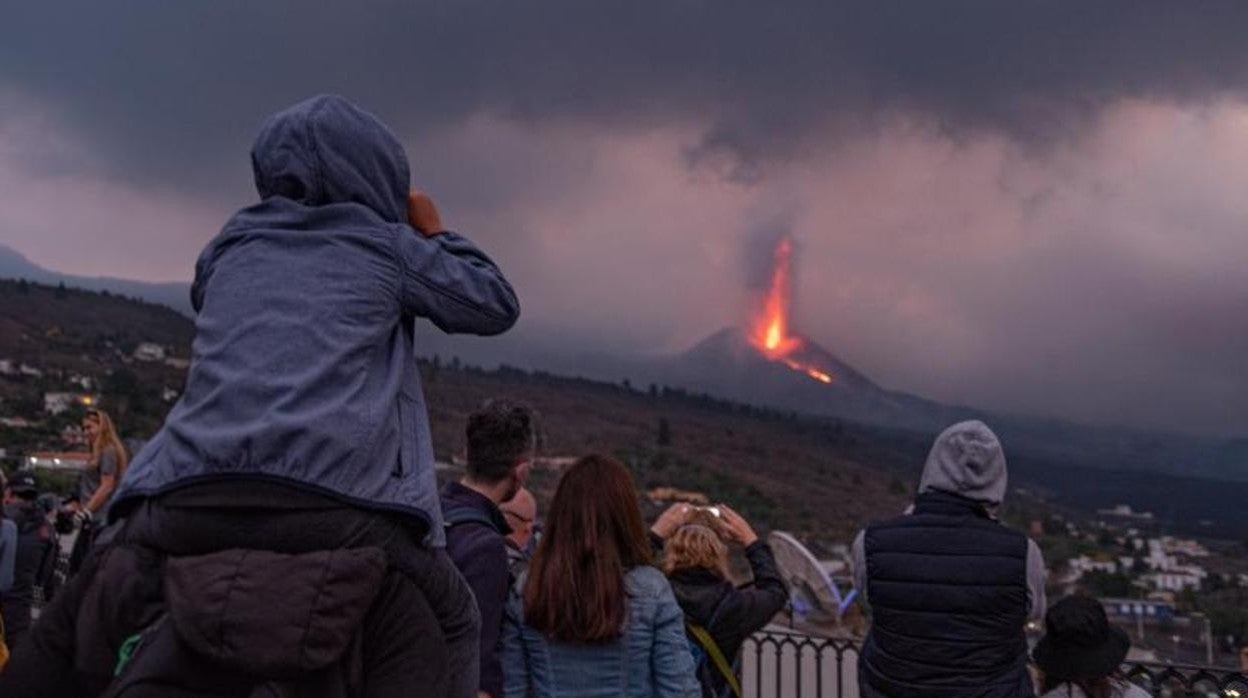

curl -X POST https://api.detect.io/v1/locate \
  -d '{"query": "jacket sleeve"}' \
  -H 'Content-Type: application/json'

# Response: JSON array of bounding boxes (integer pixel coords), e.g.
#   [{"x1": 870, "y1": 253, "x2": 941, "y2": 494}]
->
[
  {"x1": 728, "y1": 541, "x2": 789, "y2": 632},
  {"x1": 457, "y1": 531, "x2": 511, "y2": 697},
  {"x1": 852, "y1": 530, "x2": 868, "y2": 603},
  {"x1": 1026, "y1": 538, "x2": 1048, "y2": 622},
  {"x1": 0, "y1": 520, "x2": 16, "y2": 592},
  {"x1": 650, "y1": 582, "x2": 701, "y2": 698},
  {"x1": 501, "y1": 588, "x2": 530, "y2": 698},
  {"x1": 395, "y1": 229, "x2": 520, "y2": 335}
]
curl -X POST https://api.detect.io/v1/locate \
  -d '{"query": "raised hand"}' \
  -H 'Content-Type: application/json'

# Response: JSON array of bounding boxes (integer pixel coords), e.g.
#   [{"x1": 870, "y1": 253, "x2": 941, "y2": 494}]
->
[
  {"x1": 407, "y1": 190, "x2": 445, "y2": 237},
  {"x1": 651, "y1": 502, "x2": 694, "y2": 540},
  {"x1": 716, "y1": 504, "x2": 759, "y2": 546}
]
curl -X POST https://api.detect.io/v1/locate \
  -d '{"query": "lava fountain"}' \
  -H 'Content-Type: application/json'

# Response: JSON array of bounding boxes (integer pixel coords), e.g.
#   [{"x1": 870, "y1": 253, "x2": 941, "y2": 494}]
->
[{"x1": 748, "y1": 237, "x2": 835, "y2": 384}]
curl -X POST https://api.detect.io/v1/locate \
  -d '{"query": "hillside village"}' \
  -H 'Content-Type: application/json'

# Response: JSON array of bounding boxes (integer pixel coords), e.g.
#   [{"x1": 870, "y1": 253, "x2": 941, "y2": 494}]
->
[{"x1": 2, "y1": 278, "x2": 1247, "y2": 670}]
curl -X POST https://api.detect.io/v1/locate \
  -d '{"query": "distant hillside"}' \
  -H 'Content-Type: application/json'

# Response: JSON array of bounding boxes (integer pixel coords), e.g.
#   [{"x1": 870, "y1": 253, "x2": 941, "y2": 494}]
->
[
  {"x1": 4, "y1": 282, "x2": 1248, "y2": 540},
  {"x1": 0, "y1": 244, "x2": 192, "y2": 315},
  {"x1": 0, "y1": 279, "x2": 912, "y2": 539},
  {"x1": 0, "y1": 279, "x2": 194, "y2": 438},
  {"x1": 0, "y1": 278, "x2": 193, "y2": 361}
]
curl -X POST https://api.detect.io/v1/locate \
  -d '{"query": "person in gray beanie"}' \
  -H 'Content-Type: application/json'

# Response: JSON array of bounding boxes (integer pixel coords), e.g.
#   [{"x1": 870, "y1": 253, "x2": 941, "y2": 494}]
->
[{"x1": 851, "y1": 420, "x2": 1048, "y2": 697}]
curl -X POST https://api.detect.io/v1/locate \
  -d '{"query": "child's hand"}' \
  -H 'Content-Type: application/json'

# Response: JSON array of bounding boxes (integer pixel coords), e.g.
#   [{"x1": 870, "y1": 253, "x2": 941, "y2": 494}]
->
[{"x1": 407, "y1": 190, "x2": 445, "y2": 237}]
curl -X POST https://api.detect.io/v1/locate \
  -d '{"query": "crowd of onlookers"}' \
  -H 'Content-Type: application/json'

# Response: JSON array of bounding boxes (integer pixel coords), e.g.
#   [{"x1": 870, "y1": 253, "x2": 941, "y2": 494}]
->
[
  {"x1": 0, "y1": 405, "x2": 1159, "y2": 698},
  {"x1": 0, "y1": 95, "x2": 1170, "y2": 697},
  {"x1": 0, "y1": 407, "x2": 126, "y2": 663}
]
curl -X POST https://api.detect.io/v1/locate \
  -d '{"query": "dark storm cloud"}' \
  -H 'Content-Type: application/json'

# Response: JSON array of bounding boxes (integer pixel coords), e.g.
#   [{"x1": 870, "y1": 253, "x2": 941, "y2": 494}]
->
[
  {"x1": 4, "y1": 1, "x2": 1248, "y2": 189},
  {"x1": 2, "y1": 2, "x2": 1247, "y2": 438}
]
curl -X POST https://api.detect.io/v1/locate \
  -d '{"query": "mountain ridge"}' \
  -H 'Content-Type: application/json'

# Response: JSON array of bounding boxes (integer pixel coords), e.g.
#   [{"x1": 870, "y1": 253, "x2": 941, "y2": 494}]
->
[{"x1": 0, "y1": 243, "x2": 192, "y2": 316}]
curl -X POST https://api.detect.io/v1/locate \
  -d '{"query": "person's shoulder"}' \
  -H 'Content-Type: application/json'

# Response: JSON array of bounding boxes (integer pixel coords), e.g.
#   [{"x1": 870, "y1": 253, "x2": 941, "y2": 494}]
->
[
  {"x1": 448, "y1": 521, "x2": 507, "y2": 558},
  {"x1": 1114, "y1": 681, "x2": 1150, "y2": 698},
  {"x1": 624, "y1": 565, "x2": 672, "y2": 598}
]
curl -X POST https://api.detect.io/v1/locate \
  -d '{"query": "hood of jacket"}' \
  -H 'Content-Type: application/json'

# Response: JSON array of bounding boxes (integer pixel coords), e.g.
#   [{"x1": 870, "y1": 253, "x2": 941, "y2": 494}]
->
[
  {"x1": 165, "y1": 547, "x2": 386, "y2": 678},
  {"x1": 250, "y1": 94, "x2": 410, "y2": 223},
  {"x1": 668, "y1": 567, "x2": 733, "y2": 626},
  {"x1": 918, "y1": 420, "x2": 1008, "y2": 506}
]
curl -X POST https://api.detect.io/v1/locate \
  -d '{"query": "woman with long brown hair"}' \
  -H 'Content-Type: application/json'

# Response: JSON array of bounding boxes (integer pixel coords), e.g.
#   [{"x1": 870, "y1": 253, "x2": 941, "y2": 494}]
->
[{"x1": 501, "y1": 454, "x2": 698, "y2": 697}]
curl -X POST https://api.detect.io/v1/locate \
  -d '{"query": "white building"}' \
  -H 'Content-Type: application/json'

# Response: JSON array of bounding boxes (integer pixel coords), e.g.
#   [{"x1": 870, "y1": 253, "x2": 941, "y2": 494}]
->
[
  {"x1": 25, "y1": 453, "x2": 91, "y2": 471},
  {"x1": 134, "y1": 342, "x2": 167, "y2": 362},
  {"x1": 162, "y1": 387, "x2": 180, "y2": 403},
  {"x1": 1097, "y1": 504, "x2": 1155, "y2": 521},
  {"x1": 1160, "y1": 536, "x2": 1209, "y2": 558},
  {"x1": 1069, "y1": 555, "x2": 1119, "y2": 577},
  {"x1": 164, "y1": 356, "x2": 190, "y2": 370},
  {"x1": 19, "y1": 363, "x2": 42, "y2": 378},
  {"x1": 43, "y1": 392, "x2": 97, "y2": 415},
  {"x1": 0, "y1": 359, "x2": 13, "y2": 375},
  {"x1": 1145, "y1": 571, "x2": 1203, "y2": 592}
]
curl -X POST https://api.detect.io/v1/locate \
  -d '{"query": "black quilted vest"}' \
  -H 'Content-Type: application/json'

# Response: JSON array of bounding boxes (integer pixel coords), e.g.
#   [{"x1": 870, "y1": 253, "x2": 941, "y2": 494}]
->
[{"x1": 858, "y1": 491, "x2": 1034, "y2": 697}]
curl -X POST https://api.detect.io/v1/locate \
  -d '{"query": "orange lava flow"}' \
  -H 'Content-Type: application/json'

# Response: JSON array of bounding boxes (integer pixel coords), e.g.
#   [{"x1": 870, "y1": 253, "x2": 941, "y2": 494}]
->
[{"x1": 748, "y1": 237, "x2": 836, "y2": 385}]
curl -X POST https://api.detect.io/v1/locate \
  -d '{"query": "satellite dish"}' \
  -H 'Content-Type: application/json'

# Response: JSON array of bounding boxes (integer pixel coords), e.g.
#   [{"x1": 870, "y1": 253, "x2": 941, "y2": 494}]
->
[{"x1": 768, "y1": 531, "x2": 858, "y2": 624}]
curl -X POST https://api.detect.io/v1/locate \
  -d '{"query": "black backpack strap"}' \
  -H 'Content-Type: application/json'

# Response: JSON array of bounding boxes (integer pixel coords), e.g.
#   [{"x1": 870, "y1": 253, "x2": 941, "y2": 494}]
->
[
  {"x1": 686, "y1": 623, "x2": 742, "y2": 698},
  {"x1": 442, "y1": 505, "x2": 502, "y2": 533},
  {"x1": 690, "y1": 590, "x2": 741, "y2": 698}
]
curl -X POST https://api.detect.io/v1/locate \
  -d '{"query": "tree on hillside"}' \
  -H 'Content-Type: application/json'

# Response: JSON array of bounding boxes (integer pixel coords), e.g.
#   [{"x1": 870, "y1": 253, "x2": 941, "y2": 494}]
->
[
  {"x1": 1083, "y1": 571, "x2": 1133, "y2": 598},
  {"x1": 17, "y1": 278, "x2": 30, "y2": 294},
  {"x1": 55, "y1": 281, "x2": 68, "y2": 299},
  {"x1": 657, "y1": 417, "x2": 672, "y2": 447}
]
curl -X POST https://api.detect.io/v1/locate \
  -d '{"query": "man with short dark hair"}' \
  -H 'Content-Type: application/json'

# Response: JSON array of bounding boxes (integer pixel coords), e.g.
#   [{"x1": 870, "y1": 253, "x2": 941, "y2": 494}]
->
[{"x1": 441, "y1": 400, "x2": 537, "y2": 698}]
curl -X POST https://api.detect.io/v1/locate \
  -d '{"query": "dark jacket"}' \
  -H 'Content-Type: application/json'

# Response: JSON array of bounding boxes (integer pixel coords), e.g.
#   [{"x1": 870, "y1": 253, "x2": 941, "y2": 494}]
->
[
  {"x1": 442, "y1": 482, "x2": 512, "y2": 698},
  {"x1": 112, "y1": 95, "x2": 520, "y2": 545},
  {"x1": 0, "y1": 540, "x2": 449, "y2": 698},
  {"x1": 1, "y1": 501, "x2": 58, "y2": 643},
  {"x1": 858, "y1": 491, "x2": 1034, "y2": 698},
  {"x1": 667, "y1": 541, "x2": 788, "y2": 696}
]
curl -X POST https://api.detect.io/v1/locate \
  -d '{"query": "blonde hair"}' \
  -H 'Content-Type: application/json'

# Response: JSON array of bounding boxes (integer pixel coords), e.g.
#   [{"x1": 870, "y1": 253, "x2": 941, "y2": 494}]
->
[
  {"x1": 662, "y1": 524, "x2": 729, "y2": 578},
  {"x1": 87, "y1": 409, "x2": 129, "y2": 477}
]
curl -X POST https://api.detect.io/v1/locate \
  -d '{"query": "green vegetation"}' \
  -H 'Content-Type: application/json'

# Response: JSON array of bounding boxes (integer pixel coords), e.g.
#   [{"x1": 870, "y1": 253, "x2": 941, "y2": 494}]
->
[{"x1": 1082, "y1": 570, "x2": 1134, "y2": 598}]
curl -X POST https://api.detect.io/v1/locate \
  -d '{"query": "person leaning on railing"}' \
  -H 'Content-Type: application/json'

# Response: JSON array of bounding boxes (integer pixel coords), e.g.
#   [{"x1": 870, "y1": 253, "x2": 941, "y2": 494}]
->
[{"x1": 650, "y1": 503, "x2": 788, "y2": 698}]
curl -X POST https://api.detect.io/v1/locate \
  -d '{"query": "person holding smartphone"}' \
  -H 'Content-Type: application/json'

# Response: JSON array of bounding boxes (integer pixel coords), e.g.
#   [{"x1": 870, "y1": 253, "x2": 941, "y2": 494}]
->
[{"x1": 651, "y1": 503, "x2": 787, "y2": 698}]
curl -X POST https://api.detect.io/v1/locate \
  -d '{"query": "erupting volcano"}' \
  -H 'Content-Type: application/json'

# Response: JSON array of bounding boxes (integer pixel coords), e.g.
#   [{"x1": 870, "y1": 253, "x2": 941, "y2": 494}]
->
[
  {"x1": 651, "y1": 233, "x2": 928, "y2": 430},
  {"x1": 748, "y1": 237, "x2": 835, "y2": 385}
]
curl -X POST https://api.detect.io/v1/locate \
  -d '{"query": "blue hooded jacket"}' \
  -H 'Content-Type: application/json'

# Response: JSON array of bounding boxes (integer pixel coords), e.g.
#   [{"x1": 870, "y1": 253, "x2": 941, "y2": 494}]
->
[{"x1": 112, "y1": 95, "x2": 520, "y2": 545}]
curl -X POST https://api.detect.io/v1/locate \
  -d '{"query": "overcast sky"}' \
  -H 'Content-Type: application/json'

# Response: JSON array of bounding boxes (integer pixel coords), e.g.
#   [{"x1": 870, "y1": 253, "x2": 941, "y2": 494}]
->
[{"x1": 2, "y1": 2, "x2": 1246, "y2": 436}]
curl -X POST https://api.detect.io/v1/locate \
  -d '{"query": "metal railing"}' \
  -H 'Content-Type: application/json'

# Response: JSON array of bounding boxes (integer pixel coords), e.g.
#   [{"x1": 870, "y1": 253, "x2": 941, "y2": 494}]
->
[
  {"x1": 1123, "y1": 662, "x2": 1248, "y2": 696},
  {"x1": 740, "y1": 629, "x2": 1248, "y2": 698}
]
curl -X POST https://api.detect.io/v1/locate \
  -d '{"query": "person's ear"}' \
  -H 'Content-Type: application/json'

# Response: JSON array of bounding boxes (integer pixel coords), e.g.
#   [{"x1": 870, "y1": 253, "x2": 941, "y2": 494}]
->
[{"x1": 515, "y1": 460, "x2": 533, "y2": 485}]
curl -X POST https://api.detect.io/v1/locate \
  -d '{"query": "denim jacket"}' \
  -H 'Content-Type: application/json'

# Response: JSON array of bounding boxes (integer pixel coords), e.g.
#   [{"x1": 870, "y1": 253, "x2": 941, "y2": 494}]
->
[
  {"x1": 112, "y1": 95, "x2": 519, "y2": 545},
  {"x1": 502, "y1": 566, "x2": 700, "y2": 697}
]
